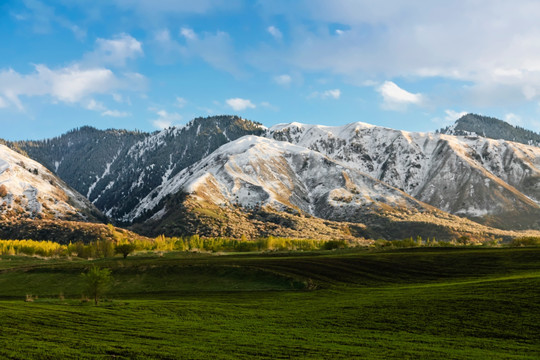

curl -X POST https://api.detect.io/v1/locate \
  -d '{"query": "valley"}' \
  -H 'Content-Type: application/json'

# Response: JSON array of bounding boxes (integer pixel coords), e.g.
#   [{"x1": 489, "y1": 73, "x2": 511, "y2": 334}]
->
[{"x1": 0, "y1": 247, "x2": 538, "y2": 359}]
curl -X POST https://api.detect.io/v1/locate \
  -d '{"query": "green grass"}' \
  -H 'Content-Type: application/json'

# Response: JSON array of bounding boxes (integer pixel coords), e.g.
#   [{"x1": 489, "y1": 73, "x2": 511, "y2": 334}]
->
[{"x1": 0, "y1": 248, "x2": 539, "y2": 359}]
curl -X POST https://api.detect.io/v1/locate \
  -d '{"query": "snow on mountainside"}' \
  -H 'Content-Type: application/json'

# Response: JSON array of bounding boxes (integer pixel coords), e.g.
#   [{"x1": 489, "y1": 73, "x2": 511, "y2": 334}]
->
[
  {"x1": 0, "y1": 144, "x2": 102, "y2": 222},
  {"x1": 126, "y1": 135, "x2": 433, "y2": 223},
  {"x1": 127, "y1": 135, "x2": 540, "y2": 240},
  {"x1": 9, "y1": 113, "x2": 540, "y2": 236},
  {"x1": 16, "y1": 116, "x2": 265, "y2": 221},
  {"x1": 268, "y1": 121, "x2": 540, "y2": 229}
]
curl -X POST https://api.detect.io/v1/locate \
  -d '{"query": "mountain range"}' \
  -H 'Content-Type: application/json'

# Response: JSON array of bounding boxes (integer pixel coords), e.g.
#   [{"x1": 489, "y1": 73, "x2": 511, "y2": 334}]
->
[{"x1": 2, "y1": 114, "x2": 540, "y2": 242}]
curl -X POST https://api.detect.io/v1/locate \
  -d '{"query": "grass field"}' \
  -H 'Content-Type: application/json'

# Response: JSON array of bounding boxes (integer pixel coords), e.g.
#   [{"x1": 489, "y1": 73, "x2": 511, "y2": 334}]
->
[{"x1": 0, "y1": 247, "x2": 539, "y2": 359}]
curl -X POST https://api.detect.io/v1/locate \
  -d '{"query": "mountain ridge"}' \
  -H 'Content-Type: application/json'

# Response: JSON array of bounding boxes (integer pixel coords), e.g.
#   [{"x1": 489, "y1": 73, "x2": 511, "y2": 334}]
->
[
  {"x1": 438, "y1": 113, "x2": 540, "y2": 146},
  {"x1": 12, "y1": 115, "x2": 265, "y2": 220},
  {"x1": 2, "y1": 113, "x2": 540, "y2": 241},
  {"x1": 267, "y1": 121, "x2": 540, "y2": 230}
]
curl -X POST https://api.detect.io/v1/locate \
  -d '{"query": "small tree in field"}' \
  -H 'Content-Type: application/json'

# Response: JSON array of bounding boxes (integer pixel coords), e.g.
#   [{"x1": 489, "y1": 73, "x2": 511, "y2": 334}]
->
[
  {"x1": 81, "y1": 266, "x2": 112, "y2": 305},
  {"x1": 115, "y1": 243, "x2": 136, "y2": 259}
]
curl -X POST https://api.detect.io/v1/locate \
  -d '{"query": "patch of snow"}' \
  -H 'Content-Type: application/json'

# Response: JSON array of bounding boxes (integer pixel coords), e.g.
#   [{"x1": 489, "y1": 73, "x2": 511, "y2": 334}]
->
[
  {"x1": 87, "y1": 149, "x2": 120, "y2": 198},
  {"x1": 0, "y1": 144, "x2": 92, "y2": 219},
  {"x1": 0, "y1": 159, "x2": 9, "y2": 174}
]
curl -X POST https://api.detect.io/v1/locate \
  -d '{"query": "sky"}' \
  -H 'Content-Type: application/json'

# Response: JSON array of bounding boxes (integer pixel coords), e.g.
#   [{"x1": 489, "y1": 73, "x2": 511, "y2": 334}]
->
[{"x1": 2, "y1": 0, "x2": 540, "y2": 140}]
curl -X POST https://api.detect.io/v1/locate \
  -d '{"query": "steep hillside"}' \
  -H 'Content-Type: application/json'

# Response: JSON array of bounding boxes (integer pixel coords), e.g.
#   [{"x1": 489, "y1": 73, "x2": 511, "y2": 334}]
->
[
  {"x1": 7, "y1": 114, "x2": 540, "y2": 239},
  {"x1": 16, "y1": 116, "x2": 265, "y2": 220},
  {"x1": 127, "y1": 136, "x2": 432, "y2": 221},
  {"x1": 268, "y1": 122, "x2": 540, "y2": 230},
  {"x1": 127, "y1": 136, "x2": 536, "y2": 240},
  {"x1": 0, "y1": 144, "x2": 103, "y2": 223},
  {"x1": 16, "y1": 126, "x2": 146, "y2": 198},
  {"x1": 439, "y1": 113, "x2": 540, "y2": 146}
]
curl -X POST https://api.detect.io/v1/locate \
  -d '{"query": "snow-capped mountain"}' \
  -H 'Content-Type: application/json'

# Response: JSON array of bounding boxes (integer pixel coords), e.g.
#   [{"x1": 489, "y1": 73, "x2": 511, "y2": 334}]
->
[
  {"x1": 0, "y1": 144, "x2": 102, "y2": 222},
  {"x1": 126, "y1": 135, "x2": 538, "y2": 240},
  {"x1": 16, "y1": 116, "x2": 265, "y2": 220},
  {"x1": 267, "y1": 121, "x2": 540, "y2": 230},
  {"x1": 127, "y1": 135, "x2": 430, "y2": 221},
  {"x1": 6, "y1": 113, "x2": 540, "y2": 239}
]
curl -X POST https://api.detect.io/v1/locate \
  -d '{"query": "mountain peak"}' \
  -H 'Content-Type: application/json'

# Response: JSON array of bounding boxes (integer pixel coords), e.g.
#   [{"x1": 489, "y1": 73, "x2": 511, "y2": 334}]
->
[{"x1": 439, "y1": 113, "x2": 540, "y2": 146}]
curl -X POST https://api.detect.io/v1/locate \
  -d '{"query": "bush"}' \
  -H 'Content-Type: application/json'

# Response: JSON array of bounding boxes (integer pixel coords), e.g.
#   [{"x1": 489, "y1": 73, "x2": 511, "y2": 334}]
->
[
  {"x1": 511, "y1": 237, "x2": 540, "y2": 247},
  {"x1": 115, "y1": 243, "x2": 136, "y2": 258},
  {"x1": 323, "y1": 240, "x2": 348, "y2": 250}
]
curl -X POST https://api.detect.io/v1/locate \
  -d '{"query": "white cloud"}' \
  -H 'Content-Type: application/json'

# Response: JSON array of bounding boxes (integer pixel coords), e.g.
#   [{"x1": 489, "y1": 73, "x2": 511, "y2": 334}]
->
[
  {"x1": 86, "y1": 99, "x2": 106, "y2": 111},
  {"x1": 226, "y1": 98, "x2": 256, "y2": 111},
  {"x1": 101, "y1": 110, "x2": 130, "y2": 117},
  {"x1": 309, "y1": 89, "x2": 341, "y2": 100},
  {"x1": 84, "y1": 33, "x2": 143, "y2": 67},
  {"x1": 180, "y1": 27, "x2": 197, "y2": 40},
  {"x1": 377, "y1": 81, "x2": 422, "y2": 111},
  {"x1": 267, "y1": 26, "x2": 282, "y2": 39},
  {"x1": 432, "y1": 109, "x2": 468, "y2": 125},
  {"x1": 253, "y1": 1, "x2": 540, "y2": 107},
  {"x1": 175, "y1": 97, "x2": 187, "y2": 108},
  {"x1": 85, "y1": 99, "x2": 131, "y2": 118},
  {"x1": 0, "y1": 64, "x2": 145, "y2": 110},
  {"x1": 112, "y1": 93, "x2": 131, "y2": 104},
  {"x1": 323, "y1": 89, "x2": 341, "y2": 99},
  {"x1": 152, "y1": 110, "x2": 183, "y2": 129},
  {"x1": 504, "y1": 113, "x2": 523, "y2": 126},
  {"x1": 444, "y1": 109, "x2": 468, "y2": 123},
  {"x1": 274, "y1": 74, "x2": 292, "y2": 86},
  {"x1": 522, "y1": 85, "x2": 536, "y2": 100},
  {"x1": 112, "y1": 93, "x2": 123, "y2": 103}
]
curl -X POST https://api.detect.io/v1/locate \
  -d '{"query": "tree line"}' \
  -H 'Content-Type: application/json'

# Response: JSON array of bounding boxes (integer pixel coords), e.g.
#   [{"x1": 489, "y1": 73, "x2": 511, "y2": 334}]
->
[{"x1": 0, "y1": 235, "x2": 537, "y2": 259}]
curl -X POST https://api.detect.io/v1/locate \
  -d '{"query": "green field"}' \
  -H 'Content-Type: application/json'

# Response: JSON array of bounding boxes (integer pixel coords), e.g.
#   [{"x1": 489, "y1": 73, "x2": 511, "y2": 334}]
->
[{"x1": 0, "y1": 248, "x2": 539, "y2": 359}]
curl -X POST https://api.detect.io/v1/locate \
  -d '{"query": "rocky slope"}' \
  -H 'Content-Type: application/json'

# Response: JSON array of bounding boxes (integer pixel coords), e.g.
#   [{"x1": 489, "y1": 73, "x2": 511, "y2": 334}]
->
[
  {"x1": 126, "y1": 136, "x2": 538, "y2": 240},
  {"x1": 15, "y1": 116, "x2": 265, "y2": 220},
  {"x1": 267, "y1": 122, "x2": 540, "y2": 230},
  {"x1": 5, "y1": 113, "x2": 540, "y2": 240},
  {"x1": 0, "y1": 144, "x2": 103, "y2": 223}
]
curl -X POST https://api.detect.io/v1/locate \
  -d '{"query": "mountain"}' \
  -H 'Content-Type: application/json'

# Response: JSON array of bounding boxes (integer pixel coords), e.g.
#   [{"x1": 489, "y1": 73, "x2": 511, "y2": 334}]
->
[
  {"x1": 0, "y1": 144, "x2": 102, "y2": 222},
  {"x1": 6, "y1": 114, "x2": 540, "y2": 241},
  {"x1": 15, "y1": 116, "x2": 265, "y2": 220},
  {"x1": 15, "y1": 126, "x2": 146, "y2": 200},
  {"x1": 0, "y1": 144, "x2": 133, "y2": 242},
  {"x1": 439, "y1": 113, "x2": 540, "y2": 146},
  {"x1": 267, "y1": 122, "x2": 540, "y2": 230},
  {"x1": 126, "y1": 136, "x2": 538, "y2": 241}
]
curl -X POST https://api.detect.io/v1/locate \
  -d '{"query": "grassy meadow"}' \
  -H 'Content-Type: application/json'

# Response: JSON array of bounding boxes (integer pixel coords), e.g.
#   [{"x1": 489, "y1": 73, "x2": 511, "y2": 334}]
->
[{"x1": 0, "y1": 247, "x2": 538, "y2": 359}]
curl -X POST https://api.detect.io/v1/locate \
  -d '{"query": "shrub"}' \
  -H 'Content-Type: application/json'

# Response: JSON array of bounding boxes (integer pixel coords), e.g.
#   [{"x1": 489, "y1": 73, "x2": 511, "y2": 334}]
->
[
  {"x1": 511, "y1": 237, "x2": 540, "y2": 247},
  {"x1": 323, "y1": 239, "x2": 348, "y2": 250},
  {"x1": 115, "y1": 243, "x2": 136, "y2": 258}
]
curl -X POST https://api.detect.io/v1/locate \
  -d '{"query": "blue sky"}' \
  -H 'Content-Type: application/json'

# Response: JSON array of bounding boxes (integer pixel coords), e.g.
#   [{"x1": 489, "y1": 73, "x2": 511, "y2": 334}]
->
[{"x1": 2, "y1": 0, "x2": 540, "y2": 140}]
